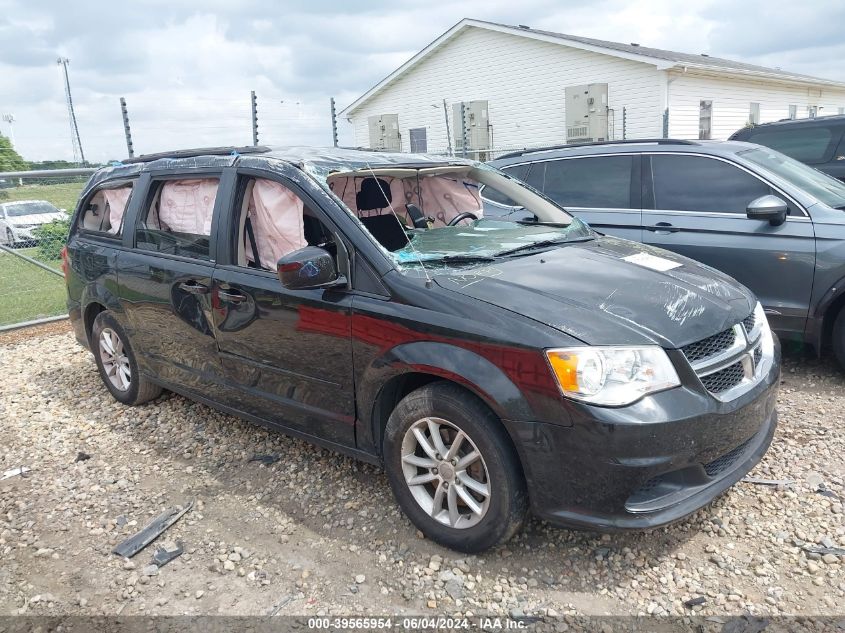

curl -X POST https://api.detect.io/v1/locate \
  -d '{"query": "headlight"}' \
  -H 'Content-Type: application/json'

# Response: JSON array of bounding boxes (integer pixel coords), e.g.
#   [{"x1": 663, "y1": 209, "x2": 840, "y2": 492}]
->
[{"x1": 545, "y1": 346, "x2": 681, "y2": 406}]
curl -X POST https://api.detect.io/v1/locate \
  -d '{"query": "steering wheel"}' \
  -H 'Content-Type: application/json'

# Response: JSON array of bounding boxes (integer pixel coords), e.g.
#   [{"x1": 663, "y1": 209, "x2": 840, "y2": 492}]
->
[{"x1": 447, "y1": 212, "x2": 478, "y2": 226}]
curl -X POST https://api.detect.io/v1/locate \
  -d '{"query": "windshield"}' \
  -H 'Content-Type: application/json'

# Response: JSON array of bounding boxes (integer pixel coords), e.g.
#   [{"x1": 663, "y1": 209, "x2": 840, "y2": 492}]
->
[
  {"x1": 739, "y1": 147, "x2": 845, "y2": 209},
  {"x1": 325, "y1": 162, "x2": 592, "y2": 271},
  {"x1": 5, "y1": 201, "x2": 59, "y2": 217}
]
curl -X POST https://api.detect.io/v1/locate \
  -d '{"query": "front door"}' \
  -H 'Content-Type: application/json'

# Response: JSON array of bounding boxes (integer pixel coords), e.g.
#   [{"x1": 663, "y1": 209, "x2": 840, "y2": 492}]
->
[
  {"x1": 210, "y1": 170, "x2": 355, "y2": 446},
  {"x1": 526, "y1": 154, "x2": 643, "y2": 242},
  {"x1": 641, "y1": 154, "x2": 816, "y2": 338}
]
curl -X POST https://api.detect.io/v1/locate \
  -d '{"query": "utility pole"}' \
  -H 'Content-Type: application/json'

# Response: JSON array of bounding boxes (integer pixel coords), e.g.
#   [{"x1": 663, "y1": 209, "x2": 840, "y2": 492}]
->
[
  {"x1": 57, "y1": 57, "x2": 85, "y2": 164},
  {"x1": 251, "y1": 91, "x2": 259, "y2": 146},
  {"x1": 442, "y1": 99, "x2": 452, "y2": 156},
  {"x1": 119, "y1": 98, "x2": 134, "y2": 158},
  {"x1": 1, "y1": 114, "x2": 14, "y2": 146},
  {"x1": 329, "y1": 97, "x2": 339, "y2": 147}
]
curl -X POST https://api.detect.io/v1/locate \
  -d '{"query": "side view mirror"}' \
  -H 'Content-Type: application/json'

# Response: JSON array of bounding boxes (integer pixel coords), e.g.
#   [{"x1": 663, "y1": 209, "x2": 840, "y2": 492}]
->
[
  {"x1": 747, "y1": 195, "x2": 787, "y2": 226},
  {"x1": 277, "y1": 246, "x2": 344, "y2": 290}
]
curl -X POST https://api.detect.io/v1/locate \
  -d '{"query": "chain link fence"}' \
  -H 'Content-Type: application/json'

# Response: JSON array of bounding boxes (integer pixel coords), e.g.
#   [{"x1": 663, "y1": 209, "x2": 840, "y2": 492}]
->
[{"x1": 0, "y1": 170, "x2": 91, "y2": 329}]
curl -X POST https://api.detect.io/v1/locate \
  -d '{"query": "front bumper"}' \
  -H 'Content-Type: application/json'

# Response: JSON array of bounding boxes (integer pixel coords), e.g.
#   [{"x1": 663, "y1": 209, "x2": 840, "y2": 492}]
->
[{"x1": 508, "y1": 338, "x2": 780, "y2": 531}]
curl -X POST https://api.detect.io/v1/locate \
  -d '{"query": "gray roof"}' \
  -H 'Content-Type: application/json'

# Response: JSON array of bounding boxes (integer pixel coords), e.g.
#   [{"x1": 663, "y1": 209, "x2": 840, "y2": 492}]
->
[{"x1": 484, "y1": 20, "x2": 836, "y2": 85}]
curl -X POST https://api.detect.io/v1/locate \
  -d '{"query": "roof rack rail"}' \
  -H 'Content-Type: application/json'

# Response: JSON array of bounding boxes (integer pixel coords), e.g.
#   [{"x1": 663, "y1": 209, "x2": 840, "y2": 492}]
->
[
  {"x1": 122, "y1": 145, "x2": 272, "y2": 164},
  {"x1": 496, "y1": 138, "x2": 698, "y2": 160}
]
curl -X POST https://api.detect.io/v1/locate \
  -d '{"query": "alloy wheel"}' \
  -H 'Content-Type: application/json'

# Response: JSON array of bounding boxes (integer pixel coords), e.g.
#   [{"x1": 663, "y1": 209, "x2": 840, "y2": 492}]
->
[
  {"x1": 98, "y1": 327, "x2": 131, "y2": 391},
  {"x1": 400, "y1": 417, "x2": 491, "y2": 529}
]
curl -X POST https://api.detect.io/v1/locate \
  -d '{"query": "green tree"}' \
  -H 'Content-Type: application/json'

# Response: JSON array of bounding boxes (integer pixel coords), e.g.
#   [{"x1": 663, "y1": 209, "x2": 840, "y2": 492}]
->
[{"x1": 0, "y1": 133, "x2": 27, "y2": 172}]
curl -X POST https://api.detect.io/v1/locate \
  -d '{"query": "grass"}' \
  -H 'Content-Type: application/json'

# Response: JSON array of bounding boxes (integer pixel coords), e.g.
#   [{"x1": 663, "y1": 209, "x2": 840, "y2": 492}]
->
[
  {"x1": 0, "y1": 251, "x2": 67, "y2": 326},
  {"x1": 0, "y1": 181, "x2": 84, "y2": 325},
  {"x1": 0, "y1": 180, "x2": 86, "y2": 213}
]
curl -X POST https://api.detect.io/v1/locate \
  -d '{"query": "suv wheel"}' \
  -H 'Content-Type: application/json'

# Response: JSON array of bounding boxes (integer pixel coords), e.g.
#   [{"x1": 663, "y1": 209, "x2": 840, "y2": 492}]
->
[
  {"x1": 383, "y1": 381, "x2": 527, "y2": 552},
  {"x1": 92, "y1": 311, "x2": 163, "y2": 405},
  {"x1": 5, "y1": 228, "x2": 14, "y2": 246}
]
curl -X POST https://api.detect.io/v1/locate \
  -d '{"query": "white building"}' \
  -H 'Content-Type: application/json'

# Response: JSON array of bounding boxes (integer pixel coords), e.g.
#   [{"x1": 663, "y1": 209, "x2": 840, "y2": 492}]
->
[{"x1": 341, "y1": 19, "x2": 845, "y2": 156}]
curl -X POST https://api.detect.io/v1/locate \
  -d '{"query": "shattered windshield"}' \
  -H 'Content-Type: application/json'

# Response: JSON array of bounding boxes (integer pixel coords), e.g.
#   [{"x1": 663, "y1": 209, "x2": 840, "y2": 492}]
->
[{"x1": 321, "y1": 162, "x2": 594, "y2": 271}]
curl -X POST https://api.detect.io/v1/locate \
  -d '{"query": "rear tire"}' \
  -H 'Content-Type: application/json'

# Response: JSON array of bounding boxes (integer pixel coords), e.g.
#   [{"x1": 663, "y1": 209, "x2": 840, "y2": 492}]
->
[
  {"x1": 383, "y1": 381, "x2": 527, "y2": 552},
  {"x1": 833, "y1": 310, "x2": 845, "y2": 369},
  {"x1": 91, "y1": 311, "x2": 162, "y2": 405}
]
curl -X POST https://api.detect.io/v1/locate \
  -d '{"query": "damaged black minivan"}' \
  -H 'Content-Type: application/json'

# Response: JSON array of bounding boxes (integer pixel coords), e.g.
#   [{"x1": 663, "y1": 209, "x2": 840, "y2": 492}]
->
[{"x1": 63, "y1": 146, "x2": 780, "y2": 552}]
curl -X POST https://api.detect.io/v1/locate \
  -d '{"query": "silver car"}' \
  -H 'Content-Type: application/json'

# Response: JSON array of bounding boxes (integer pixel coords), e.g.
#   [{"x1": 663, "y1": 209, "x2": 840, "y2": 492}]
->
[
  {"x1": 490, "y1": 139, "x2": 845, "y2": 366},
  {"x1": 0, "y1": 199, "x2": 66, "y2": 246}
]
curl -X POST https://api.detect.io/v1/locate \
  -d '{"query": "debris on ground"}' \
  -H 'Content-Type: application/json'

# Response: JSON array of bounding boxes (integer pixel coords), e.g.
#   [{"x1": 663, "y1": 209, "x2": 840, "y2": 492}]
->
[
  {"x1": 741, "y1": 476, "x2": 794, "y2": 486},
  {"x1": 683, "y1": 596, "x2": 707, "y2": 608},
  {"x1": 248, "y1": 454, "x2": 280, "y2": 466},
  {"x1": 152, "y1": 541, "x2": 183, "y2": 567},
  {"x1": 1, "y1": 466, "x2": 30, "y2": 480},
  {"x1": 112, "y1": 500, "x2": 194, "y2": 558},
  {"x1": 74, "y1": 451, "x2": 91, "y2": 463}
]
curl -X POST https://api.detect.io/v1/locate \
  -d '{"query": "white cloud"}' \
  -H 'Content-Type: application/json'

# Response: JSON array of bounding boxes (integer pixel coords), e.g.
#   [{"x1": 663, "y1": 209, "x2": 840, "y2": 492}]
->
[{"x1": 0, "y1": 0, "x2": 841, "y2": 163}]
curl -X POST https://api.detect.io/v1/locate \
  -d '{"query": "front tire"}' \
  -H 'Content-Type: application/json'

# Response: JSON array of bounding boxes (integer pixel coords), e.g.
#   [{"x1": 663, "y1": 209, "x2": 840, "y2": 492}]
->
[
  {"x1": 5, "y1": 228, "x2": 14, "y2": 247},
  {"x1": 383, "y1": 381, "x2": 527, "y2": 552},
  {"x1": 91, "y1": 311, "x2": 163, "y2": 405}
]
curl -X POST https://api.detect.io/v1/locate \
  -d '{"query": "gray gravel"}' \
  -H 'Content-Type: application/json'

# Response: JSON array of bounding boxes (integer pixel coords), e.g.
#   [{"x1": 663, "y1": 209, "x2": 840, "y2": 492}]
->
[{"x1": 0, "y1": 329, "x2": 842, "y2": 618}]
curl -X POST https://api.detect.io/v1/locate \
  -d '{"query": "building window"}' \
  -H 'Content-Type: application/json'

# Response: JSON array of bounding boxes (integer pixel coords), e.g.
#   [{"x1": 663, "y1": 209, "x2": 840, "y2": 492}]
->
[
  {"x1": 839, "y1": 107, "x2": 845, "y2": 115},
  {"x1": 409, "y1": 127, "x2": 428, "y2": 153},
  {"x1": 808, "y1": 106, "x2": 819, "y2": 118},
  {"x1": 788, "y1": 105, "x2": 797, "y2": 120},
  {"x1": 699, "y1": 100, "x2": 712, "y2": 140},
  {"x1": 749, "y1": 102, "x2": 760, "y2": 125}
]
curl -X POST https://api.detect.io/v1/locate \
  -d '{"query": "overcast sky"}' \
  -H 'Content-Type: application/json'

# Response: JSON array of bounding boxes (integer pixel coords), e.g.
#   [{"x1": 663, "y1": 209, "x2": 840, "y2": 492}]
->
[{"x1": 1, "y1": 0, "x2": 842, "y2": 163}]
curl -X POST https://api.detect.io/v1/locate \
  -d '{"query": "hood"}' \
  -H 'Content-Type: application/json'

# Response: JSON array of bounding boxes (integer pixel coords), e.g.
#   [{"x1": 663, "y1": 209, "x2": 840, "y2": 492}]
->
[
  {"x1": 8, "y1": 212, "x2": 64, "y2": 226},
  {"x1": 434, "y1": 236, "x2": 755, "y2": 348}
]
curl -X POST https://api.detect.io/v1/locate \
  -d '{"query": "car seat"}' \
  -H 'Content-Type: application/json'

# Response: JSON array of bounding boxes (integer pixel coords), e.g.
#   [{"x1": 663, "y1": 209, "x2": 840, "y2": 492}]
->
[{"x1": 356, "y1": 177, "x2": 409, "y2": 251}]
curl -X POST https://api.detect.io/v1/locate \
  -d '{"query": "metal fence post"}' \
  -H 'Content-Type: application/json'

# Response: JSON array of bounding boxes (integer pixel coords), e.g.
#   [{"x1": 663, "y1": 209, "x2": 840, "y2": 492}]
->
[
  {"x1": 251, "y1": 91, "x2": 259, "y2": 146},
  {"x1": 460, "y1": 102, "x2": 468, "y2": 158},
  {"x1": 622, "y1": 107, "x2": 627, "y2": 140},
  {"x1": 330, "y1": 98, "x2": 339, "y2": 147},
  {"x1": 120, "y1": 97, "x2": 134, "y2": 158},
  {"x1": 662, "y1": 108, "x2": 669, "y2": 138}
]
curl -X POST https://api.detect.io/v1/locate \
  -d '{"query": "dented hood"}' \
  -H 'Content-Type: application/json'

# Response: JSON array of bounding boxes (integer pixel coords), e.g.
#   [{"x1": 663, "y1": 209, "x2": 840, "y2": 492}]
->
[{"x1": 435, "y1": 237, "x2": 755, "y2": 348}]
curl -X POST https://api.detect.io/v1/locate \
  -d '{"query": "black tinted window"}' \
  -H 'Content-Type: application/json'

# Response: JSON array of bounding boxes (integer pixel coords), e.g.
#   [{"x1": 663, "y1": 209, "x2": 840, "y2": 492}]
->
[
  {"x1": 651, "y1": 155, "x2": 770, "y2": 213},
  {"x1": 541, "y1": 156, "x2": 634, "y2": 208},
  {"x1": 746, "y1": 127, "x2": 839, "y2": 164}
]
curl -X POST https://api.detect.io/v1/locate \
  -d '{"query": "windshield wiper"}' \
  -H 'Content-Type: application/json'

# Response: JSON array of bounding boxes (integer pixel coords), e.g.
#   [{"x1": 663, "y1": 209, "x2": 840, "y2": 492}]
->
[
  {"x1": 437, "y1": 254, "x2": 496, "y2": 263},
  {"x1": 494, "y1": 236, "x2": 592, "y2": 257}
]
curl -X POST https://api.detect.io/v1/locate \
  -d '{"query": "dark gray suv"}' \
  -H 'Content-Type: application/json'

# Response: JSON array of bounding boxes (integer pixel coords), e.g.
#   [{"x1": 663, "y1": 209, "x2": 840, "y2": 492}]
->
[{"x1": 490, "y1": 140, "x2": 845, "y2": 365}]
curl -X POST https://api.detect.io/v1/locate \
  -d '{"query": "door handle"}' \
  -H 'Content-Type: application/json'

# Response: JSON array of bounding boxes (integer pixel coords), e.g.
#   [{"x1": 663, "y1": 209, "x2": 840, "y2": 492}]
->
[
  {"x1": 217, "y1": 289, "x2": 247, "y2": 304},
  {"x1": 647, "y1": 222, "x2": 680, "y2": 234},
  {"x1": 178, "y1": 280, "x2": 209, "y2": 295}
]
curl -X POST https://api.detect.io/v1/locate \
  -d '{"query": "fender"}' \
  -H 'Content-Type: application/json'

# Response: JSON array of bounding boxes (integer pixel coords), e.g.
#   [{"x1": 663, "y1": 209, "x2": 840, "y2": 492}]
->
[
  {"x1": 806, "y1": 273, "x2": 845, "y2": 350},
  {"x1": 79, "y1": 282, "x2": 124, "y2": 344},
  {"x1": 357, "y1": 340, "x2": 540, "y2": 455}
]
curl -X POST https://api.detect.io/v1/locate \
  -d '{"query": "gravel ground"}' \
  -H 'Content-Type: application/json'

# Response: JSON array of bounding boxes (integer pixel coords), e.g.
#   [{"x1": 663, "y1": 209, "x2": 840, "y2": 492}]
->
[{"x1": 0, "y1": 326, "x2": 842, "y2": 620}]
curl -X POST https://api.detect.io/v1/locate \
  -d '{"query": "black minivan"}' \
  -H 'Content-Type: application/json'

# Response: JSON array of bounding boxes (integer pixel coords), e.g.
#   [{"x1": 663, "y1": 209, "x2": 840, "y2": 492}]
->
[{"x1": 63, "y1": 146, "x2": 779, "y2": 552}]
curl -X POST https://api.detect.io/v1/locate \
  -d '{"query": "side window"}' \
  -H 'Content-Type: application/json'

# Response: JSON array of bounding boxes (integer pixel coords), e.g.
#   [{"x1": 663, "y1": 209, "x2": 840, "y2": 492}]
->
[
  {"x1": 747, "y1": 127, "x2": 838, "y2": 164},
  {"x1": 542, "y1": 156, "x2": 634, "y2": 209},
  {"x1": 650, "y1": 155, "x2": 770, "y2": 214},
  {"x1": 482, "y1": 163, "x2": 530, "y2": 205},
  {"x1": 235, "y1": 177, "x2": 335, "y2": 271},
  {"x1": 79, "y1": 183, "x2": 134, "y2": 236},
  {"x1": 136, "y1": 177, "x2": 219, "y2": 260}
]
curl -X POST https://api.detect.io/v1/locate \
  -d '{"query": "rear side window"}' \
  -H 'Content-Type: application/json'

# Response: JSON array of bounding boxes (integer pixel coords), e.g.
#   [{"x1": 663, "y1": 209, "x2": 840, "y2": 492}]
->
[
  {"x1": 746, "y1": 127, "x2": 840, "y2": 164},
  {"x1": 541, "y1": 156, "x2": 634, "y2": 209},
  {"x1": 136, "y1": 177, "x2": 219, "y2": 260},
  {"x1": 650, "y1": 155, "x2": 770, "y2": 213},
  {"x1": 79, "y1": 184, "x2": 133, "y2": 236}
]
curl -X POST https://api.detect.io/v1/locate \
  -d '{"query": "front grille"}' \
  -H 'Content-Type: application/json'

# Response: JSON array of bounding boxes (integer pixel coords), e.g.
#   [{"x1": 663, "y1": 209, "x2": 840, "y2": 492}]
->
[
  {"x1": 681, "y1": 328, "x2": 736, "y2": 364},
  {"x1": 742, "y1": 312, "x2": 756, "y2": 337},
  {"x1": 704, "y1": 434, "x2": 754, "y2": 477},
  {"x1": 753, "y1": 345, "x2": 762, "y2": 367},
  {"x1": 700, "y1": 360, "x2": 745, "y2": 394}
]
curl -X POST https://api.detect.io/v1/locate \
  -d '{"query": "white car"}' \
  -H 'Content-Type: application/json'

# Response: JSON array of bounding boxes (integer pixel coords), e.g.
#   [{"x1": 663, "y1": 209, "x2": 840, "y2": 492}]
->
[{"x1": 0, "y1": 200, "x2": 66, "y2": 246}]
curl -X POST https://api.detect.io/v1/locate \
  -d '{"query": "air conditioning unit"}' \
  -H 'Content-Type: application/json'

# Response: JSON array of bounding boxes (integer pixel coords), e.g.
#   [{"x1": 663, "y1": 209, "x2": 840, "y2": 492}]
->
[
  {"x1": 565, "y1": 84, "x2": 608, "y2": 143},
  {"x1": 367, "y1": 114, "x2": 401, "y2": 151},
  {"x1": 452, "y1": 101, "x2": 490, "y2": 154}
]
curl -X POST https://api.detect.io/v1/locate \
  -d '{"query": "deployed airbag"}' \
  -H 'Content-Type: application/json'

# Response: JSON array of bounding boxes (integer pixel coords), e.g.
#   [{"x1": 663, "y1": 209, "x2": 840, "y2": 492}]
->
[
  {"x1": 246, "y1": 178, "x2": 307, "y2": 268},
  {"x1": 158, "y1": 179, "x2": 219, "y2": 235},
  {"x1": 103, "y1": 186, "x2": 132, "y2": 235}
]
